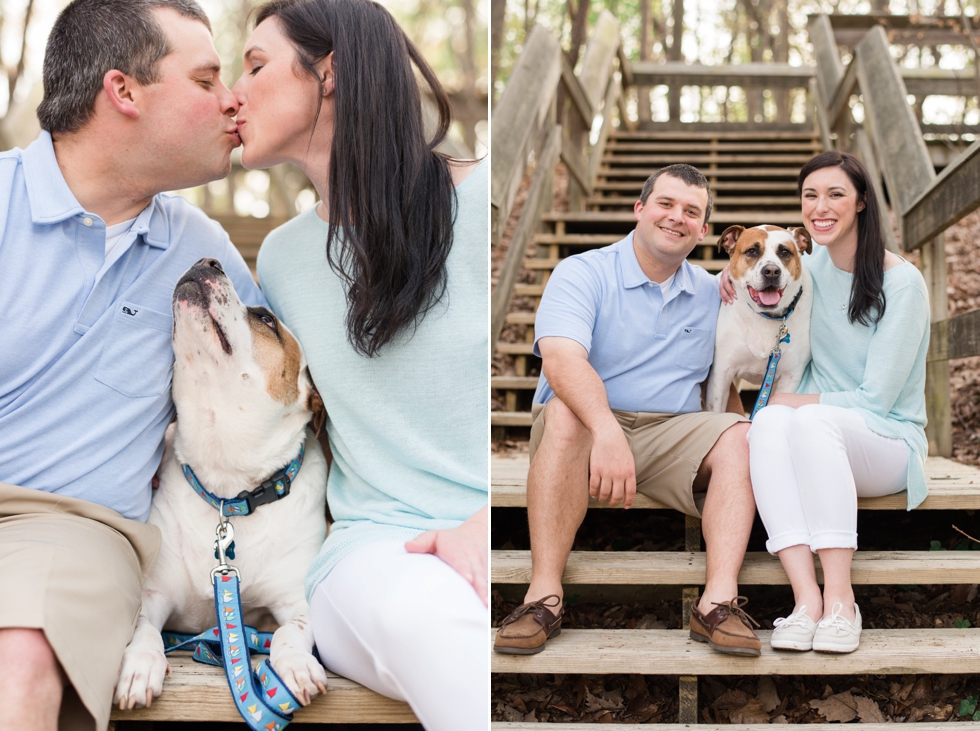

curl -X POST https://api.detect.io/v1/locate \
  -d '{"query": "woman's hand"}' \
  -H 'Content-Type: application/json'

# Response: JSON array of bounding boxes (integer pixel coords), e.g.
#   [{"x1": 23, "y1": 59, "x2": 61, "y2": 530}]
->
[
  {"x1": 719, "y1": 265, "x2": 737, "y2": 304},
  {"x1": 405, "y1": 505, "x2": 488, "y2": 606}
]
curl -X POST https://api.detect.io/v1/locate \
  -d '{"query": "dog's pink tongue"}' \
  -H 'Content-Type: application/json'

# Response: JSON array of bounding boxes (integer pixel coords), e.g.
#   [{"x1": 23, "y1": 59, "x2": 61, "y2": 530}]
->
[{"x1": 758, "y1": 288, "x2": 782, "y2": 306}]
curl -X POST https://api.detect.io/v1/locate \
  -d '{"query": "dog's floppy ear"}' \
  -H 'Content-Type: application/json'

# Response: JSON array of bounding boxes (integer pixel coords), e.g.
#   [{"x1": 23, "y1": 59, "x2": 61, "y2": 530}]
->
[
  {"x1": 791, "y1": 226, "x2": 812, "y2": 255},
  {"x1": 718, "y1": 225, "x2": 744, "y2": 254},
  {"x1": 305, "y1": 372, "x2": 326, "y2": 437}
]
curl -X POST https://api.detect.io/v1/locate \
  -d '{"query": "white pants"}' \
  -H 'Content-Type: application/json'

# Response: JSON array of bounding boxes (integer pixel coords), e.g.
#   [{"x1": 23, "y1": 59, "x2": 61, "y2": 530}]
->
[
  {"x1": 747, "y1": 404, "x2": 909, "y2": 554},
  {"x1": 309, "y1": 539, "x2": 488, "y2": 731}
]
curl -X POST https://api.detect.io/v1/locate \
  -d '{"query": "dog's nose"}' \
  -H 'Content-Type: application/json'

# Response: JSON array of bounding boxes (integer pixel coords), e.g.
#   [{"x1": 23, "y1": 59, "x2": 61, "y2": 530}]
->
[
  {"x1": 195, "y1": 258, "x2": 225, "y2": 274},
  {"x1": 761, "y1": 264, "x2": 780, "y2": 281}
]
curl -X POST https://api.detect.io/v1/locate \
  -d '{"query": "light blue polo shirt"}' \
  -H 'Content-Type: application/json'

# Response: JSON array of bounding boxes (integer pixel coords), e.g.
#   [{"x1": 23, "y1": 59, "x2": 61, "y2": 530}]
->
[
  {"x1": 0, "y1": 132, "x2": 265, "y2": 521},
  {"x1": 532, "y1": 232, "x2": 720, "y2": 414}
]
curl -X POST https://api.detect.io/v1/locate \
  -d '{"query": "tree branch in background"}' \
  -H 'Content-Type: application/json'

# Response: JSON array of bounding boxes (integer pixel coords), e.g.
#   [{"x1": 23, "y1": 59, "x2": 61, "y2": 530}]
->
[{"x1": 490, "y1": 0, "x2": 504, "y2": 106}]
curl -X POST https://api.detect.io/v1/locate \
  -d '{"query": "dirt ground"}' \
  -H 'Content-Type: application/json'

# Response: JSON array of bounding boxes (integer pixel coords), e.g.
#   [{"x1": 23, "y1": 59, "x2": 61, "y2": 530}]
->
[{"x1": 491, "y1": 170, "x2": 980, "y2": 723}]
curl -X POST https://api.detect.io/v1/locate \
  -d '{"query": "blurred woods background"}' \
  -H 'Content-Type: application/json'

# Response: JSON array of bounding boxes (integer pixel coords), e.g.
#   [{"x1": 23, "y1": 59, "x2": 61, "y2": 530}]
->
[
  {"x1": 492, "y1": 0, "x2": 980, "y2": 129},
  {"x1": 0, "y1": 0, "x2": 487, "y2": 255}
]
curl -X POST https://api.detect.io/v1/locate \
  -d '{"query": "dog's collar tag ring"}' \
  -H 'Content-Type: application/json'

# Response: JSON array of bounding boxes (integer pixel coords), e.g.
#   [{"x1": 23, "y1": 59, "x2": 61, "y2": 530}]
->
[
  {"x1": 211, "y1": 505, "x2": 241, "y2": 583},
  {"x1": 749, "y1": 323, "x2": 791, "y2": 421}
]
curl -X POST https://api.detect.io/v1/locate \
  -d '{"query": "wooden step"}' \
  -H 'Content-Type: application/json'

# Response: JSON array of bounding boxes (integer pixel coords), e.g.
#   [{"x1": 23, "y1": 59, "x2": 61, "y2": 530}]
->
[
  {"x1": 588, "y1": 195, "x2": 801, "y2": 208},
  {"x1": 491, "y1": 549, "x2": 980, "y2": 585},
  {"x1": 506, "y1": 261, "x2": 727, "y2": 300},
  {"x1": 110, "y1": 655, "x2": 416, "y2": 723},
  {"x1": 495, "y1": 724, "x2": 975, "y2": 730},
  {"x1": 491, "y1": 411, "x2": 535, "y2": 427},
  {"x1": 541, "y1": 211, "x2": 802, "y2": 224},
  {"x1": 606, "y1": 141, "x2": 821, "y2": 153},
  {"x1": 492, "y1": 376, "x2": 539, "y2": 390},
  {"x1": 597, "y1": 167, "x2": 800, "y2": 178},
  {"x1": 533, "y1": 233, "x2": 721, "y2": 246},
  {"x1": 594, "y1": 181, "x2": 801, "y2": 193},
  {"x1": 522, "y1": 258, "x2": 562, "y2": 270},
  {"x1": 602, "y1": 154, "x2": 814, "y2": 165},
  {"x1": 490, "y1": 454, "x2": 980, "y2": 510},
  {"x1": 496, "y1": 341, "x2": 535, "y2": 354},
  {"x1": 490, "y1": 628, "x2": 980, "y2": 675},
  {"x1": 504, "y1": 311, "x2": 536, "y2": 325},
  {"x1": 611, "y1": 130, "x2": 819, "y2": 141}
]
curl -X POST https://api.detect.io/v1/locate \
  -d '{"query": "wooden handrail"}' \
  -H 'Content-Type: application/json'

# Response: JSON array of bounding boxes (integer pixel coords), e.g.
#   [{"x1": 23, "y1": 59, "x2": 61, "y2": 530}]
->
[
  {"x1": 490, "y1": 24, "x2": 562, "y2": 241},
  {"x1": 630, "y1": 62, "x2": 813, "y2": 88},
  {"x1": 490, "y1": 125, "x2": 563, "y2": 345},
  {"x1": 903, "y1": 138, "x2": 980, "y2": 250}
]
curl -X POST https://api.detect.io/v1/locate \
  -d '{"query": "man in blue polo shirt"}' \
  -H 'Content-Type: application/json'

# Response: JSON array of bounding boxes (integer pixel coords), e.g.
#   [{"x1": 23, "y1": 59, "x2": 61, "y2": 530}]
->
[
  {"x1": 494, "y1": 165, "x2": 761, "y2": 657},
  {"x1": 0, "y1": 1, "x2": 265, "y2": 728}
]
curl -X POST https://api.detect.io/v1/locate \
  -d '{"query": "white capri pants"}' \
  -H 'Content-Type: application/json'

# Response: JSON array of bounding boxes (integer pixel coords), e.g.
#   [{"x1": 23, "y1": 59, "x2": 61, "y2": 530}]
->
[
  {"x1": 747, "y1": 404, "x2": 910, "y2": 554},
  {"x1": 309, "y1": 539, "x2": 488, "y2": 731}
]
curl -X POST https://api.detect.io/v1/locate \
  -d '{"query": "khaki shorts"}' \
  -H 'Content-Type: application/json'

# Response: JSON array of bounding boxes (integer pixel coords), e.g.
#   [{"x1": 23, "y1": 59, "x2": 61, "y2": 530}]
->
[
  {"x1": 0, "y1": 482, "x2": 160, "y2": 731},
  {"x1": 529, "y1": 402, "x2": 748, "y2": 517}
]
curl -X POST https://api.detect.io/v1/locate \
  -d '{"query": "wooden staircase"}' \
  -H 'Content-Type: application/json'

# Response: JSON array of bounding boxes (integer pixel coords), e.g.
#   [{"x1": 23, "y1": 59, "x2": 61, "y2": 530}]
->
[
  {"x1": 492, "y1": 127, "x2": 819, "y2": 432},
  {"x1": 491, "y1": 13, "x2": 980, "y2": 727}
]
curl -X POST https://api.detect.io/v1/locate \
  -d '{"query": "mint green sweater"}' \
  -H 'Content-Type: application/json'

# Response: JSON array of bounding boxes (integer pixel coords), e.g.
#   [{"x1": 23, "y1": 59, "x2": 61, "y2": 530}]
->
[
  {"x1": 257, "y1": 161, "x2": 489, "y2": 598},
  {"x1": 799, "y1": 244, "x2": 930, "y2": 509}
]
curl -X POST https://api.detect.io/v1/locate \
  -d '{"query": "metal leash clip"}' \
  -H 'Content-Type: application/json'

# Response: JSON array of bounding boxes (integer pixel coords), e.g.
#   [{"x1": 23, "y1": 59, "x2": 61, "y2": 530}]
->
[
  {"x1": 772, "y1": 322, "x2": 789, "y2": 356},
  {"x1": 211, "y1": 501, "x2": 241, "y2": 583}
]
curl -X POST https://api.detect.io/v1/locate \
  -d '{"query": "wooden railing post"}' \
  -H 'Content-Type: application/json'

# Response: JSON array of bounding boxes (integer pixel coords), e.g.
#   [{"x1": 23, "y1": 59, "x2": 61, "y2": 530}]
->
[
  {"x1": 855, "y1": 26, "x2": 951, "y2": 456},
  {"x1": 490, "y1": 126, "x2": 562, "y2": 345},
  {"x1": 490, "y1": 25, "x2": 562, "y2": 247},
  {"x1": 564, "y1": 12, "x2": 619, "y2": 211}
]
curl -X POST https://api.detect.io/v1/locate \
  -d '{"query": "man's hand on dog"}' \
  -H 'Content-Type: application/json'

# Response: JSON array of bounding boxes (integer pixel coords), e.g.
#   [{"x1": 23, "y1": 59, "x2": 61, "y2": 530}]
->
[
  {"x1": 406, "y1": 505, "x2": 488, "y2": 605},
  {"x1": 719, "y1": 265, "x2": 737, "y2": 304},
  {"x1": 589, "y1": 425, "x2": 637, "y2": 509}
]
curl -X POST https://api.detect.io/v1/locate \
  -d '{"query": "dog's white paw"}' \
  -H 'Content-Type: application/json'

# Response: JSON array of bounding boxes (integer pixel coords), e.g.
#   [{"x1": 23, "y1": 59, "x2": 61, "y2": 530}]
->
[
  {"x1": 272, "y1": 650, "x2": 328, "y2": 706},
  {"x1": 114, "y1": 646, "x2": 170, "y2": 710}
]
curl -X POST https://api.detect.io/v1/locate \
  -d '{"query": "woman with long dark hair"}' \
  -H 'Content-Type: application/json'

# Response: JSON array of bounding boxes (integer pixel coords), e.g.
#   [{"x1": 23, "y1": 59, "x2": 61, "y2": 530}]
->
[
  {"x1": 231, "y1": 1, "x2": 487, "y2": 726},
  {"x1": 722, "y1": 151, "x2": 929, "y2": 654}
]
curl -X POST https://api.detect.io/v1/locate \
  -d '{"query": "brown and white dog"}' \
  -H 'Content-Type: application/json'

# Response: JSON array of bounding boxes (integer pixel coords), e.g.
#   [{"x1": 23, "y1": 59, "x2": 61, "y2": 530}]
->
[
  {"x1": 114, "y1": 258, "x2": 329, "y2": 709},
  {"x1": 705, "y1": 225, "x2": 813, "y2": 413}
]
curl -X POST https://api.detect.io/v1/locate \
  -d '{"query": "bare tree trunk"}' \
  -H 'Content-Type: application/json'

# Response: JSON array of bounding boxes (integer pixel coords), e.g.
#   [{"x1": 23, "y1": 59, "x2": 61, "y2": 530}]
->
[
  {"x1": 567, "y1": 0, "x2": 591, "y2": 69},
  {"x1": 774, "y1": 0, "x2": 790, "y2": 122},
  {"x1": 490, "y1": 0, "x2": 506, "y2": 107},
  {"x1": 7, "y1": 0, "x2": 33, "y2": 106},
  {"x1": 638, "y1": 0, "x2": 652, "y2": 122},
  {"x1": 668, "y1": 0, "x2": 683, "y2": 123},
  {"x1": 741, "y1": 0, "x2": 767, "y2": 124}
]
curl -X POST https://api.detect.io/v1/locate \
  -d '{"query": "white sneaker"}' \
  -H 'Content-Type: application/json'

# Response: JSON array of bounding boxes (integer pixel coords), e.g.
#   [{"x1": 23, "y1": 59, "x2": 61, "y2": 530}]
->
[
  {"x1": 770, "y1": 606, "x2": 817, "y2": 651},
  {"x1": 812, "y1": 602, "x2": 862, "y2": 653}
]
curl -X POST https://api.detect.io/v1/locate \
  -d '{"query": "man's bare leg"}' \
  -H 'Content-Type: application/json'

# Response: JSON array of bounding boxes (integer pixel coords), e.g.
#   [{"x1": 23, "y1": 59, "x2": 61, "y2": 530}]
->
[
  {"x1": 695, "y1": 422, "x2": 755, "y2": 610},
  {"x1": 524, "y1": 398, "x2": 593, "y2": 604},
  {"x1": 0, "y1": 628, "x2": 65, "y2": 731}
]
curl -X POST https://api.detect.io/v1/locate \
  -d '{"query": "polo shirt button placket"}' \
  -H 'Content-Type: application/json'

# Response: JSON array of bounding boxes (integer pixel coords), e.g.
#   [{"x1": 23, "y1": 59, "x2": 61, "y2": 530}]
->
[{"x1": 82, "y1": 216, "x2": 93, "y2": 226}]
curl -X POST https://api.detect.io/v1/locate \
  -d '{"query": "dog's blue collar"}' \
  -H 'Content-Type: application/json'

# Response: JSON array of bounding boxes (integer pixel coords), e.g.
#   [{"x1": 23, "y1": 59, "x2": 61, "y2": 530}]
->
[
  {"x1": 747, "y1": 286, "x2": 803, "y2": 321},
  {"x1": 182, "y1": 442, "x2": 305, "y2": 517}
]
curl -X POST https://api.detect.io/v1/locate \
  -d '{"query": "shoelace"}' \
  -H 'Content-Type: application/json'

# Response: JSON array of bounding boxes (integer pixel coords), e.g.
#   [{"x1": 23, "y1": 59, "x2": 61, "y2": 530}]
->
[
  {"x1": 712, "y1": 595, "x2": 760, "y2": 629},
  {"x1": 773, "y1": 606, "x2": 811, "y2": 630},
  {"x1": 817, "y1": 602, "x2": 853, "y2": 632},
  {"x1": 501, "y1": 594, "x2": 562, "y2": 627}
]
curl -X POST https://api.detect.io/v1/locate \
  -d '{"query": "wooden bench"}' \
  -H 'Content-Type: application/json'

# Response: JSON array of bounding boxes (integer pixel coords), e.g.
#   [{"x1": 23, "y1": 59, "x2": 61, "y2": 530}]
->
[{"x1": 110, "y1": 655, "x2": 418, "y2": 725}]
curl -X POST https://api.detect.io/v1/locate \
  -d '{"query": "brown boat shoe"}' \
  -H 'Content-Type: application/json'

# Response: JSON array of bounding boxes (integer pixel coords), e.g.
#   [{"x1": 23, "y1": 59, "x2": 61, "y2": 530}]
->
[
  {"x1": 690, "y1": 595, "x2": 762, "y2": 656},
  {"x1": 493, "y1": 594, "x2": 563, "y2": 655}
]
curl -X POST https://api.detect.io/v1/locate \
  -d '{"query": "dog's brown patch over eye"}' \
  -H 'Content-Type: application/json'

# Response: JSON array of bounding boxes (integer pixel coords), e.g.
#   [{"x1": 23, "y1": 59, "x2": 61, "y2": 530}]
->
[
  {"x1": 727, "y1": 227, "x2": 770, "y2": 281},
  {"x1": 248, "y1": 309, "x2": 303, "y2": 405}
]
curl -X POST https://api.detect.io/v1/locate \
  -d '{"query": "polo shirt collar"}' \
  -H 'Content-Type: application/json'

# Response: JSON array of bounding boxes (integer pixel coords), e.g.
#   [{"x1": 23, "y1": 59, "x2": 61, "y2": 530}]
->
[
  {"x1": 22, "y1": 131, "x2": 84, "y2": 224},
  {"x1": 21, "y1": 131, "x2": 171, "y2": 250},
  {"x1": 618, "y1": 232, "x2": 651, "y2": 289},
  {"x1": 619, "y1": 230, "x2": 697, "y2": 295}
]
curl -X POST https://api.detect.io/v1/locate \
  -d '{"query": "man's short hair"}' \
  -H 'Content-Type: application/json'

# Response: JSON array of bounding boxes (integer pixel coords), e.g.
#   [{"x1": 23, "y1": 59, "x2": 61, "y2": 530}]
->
[
  {"x1": 37, "y1": 0, "x2": 211, "y2": 134},
  {"x1": 639, "y1": 164, "x2": 713, "y2": 224}
]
